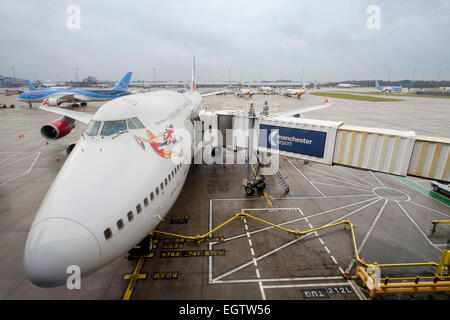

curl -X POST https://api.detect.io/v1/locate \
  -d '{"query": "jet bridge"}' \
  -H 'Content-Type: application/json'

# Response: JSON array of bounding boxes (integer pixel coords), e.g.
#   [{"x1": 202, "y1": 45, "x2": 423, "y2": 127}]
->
[{"x1": 198, "y1": 104, "x2": 450, "y2": 183}]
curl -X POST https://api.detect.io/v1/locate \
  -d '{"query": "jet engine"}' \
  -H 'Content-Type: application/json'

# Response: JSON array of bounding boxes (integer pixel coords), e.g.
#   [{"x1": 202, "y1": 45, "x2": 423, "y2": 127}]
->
[
  {"x1": 66, "y1": 139, "x2": 78, "y2": 155},
  {"x1": 46, "y1": 98, "x2": 60, "y2": 106},
  {"x1": 40, "y1": 116, "x2": 75, "y2": 140}
]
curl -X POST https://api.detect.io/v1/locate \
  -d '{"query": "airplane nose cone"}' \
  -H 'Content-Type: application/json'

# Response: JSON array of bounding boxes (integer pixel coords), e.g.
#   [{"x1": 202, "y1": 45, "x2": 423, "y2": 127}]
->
[{"x1": 24, "y1": 218, "x2": 101, "y2": 288}]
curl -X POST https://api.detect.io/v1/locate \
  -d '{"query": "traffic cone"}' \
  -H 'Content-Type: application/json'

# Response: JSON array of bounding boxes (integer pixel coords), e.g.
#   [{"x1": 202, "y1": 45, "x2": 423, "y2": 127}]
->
[
  {"x1": 56, "y1": 156, "x2": 60, "y2": 161},
  {"x1": 283, "y1": 157, "x2": 287, "y2": 161},
  {"x1": 45, "y1": 141, "x2": 48, "y2": 145},
  {"x1": 343, "y1": 264, "x2": 351, "y2": 279}
]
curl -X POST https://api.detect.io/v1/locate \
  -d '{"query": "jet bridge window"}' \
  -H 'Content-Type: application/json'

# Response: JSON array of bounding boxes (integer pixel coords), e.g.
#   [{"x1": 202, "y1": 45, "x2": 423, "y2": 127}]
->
[
  {"x1": 131, "y1": 117, "x2": 145, "y2": 129},
  {"x1": 101, "y1": 120, "x2": 127, "y2": 136},
  {"x1": 85, "y1": 120, "x2": 101, "y2": 136}
]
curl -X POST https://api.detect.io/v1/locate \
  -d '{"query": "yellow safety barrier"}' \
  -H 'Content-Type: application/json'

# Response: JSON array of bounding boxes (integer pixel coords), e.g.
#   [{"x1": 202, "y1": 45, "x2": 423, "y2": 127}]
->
[
  {"x1": 356, "y1": 266, "x2": 450, "y2": 298},
  {"x1": 431, "y1": 219, "x2": 450, "y2": 234}
]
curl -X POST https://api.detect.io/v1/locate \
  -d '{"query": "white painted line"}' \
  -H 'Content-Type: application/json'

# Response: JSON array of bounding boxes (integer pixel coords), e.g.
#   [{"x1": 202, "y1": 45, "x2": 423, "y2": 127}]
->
[
  {"x1": 263, "y1": 282, "x2": 349, "y2": 289},
  {"x1": 243, "y1": 218, "x2": 247, "y2": 223},
  {"x1": 358, "y1": 199, "x2": 388, "y2": 253},
  {"x1": 0, "y1": 152, "x2": 36, "y2": 169},
  {"x1": 324, "y1": 246, "x2": 331, "y2": 254},
  {"x1": 273, "y1": 194, "x2": 375, "y2": 200},
  {"x1": 259, "y1": 282, "x2": 266, "y2": 300},
  {"x1": 289, "y1": 160, "x2": 326, "y2": 197},
  {"x1": 0, "y1": 152, "x2": 40, "y2": 187},
  {"x1": 244, "y1": 224, "x2": 248, "y2": 231},
  {"x1": 310, "y1": 182, "x2": 371, "y2": 191},
  {"x1": 246, "y1": 232, "x2": 250, "y2": 238},
  {"x1": 397, "y1": 202, "x2": 443, "y2": 253},
  {"x1": 250, "y1": 248, "x2": 255, "y2": 256},
  {"x1": 255, "y1": 269, "x2": 260, "y2": 278},
  {"x1": 335, "y1": 166, "x2": 377, "y2": 188},
  {"x1": 253, "y1": 258, "x2": 258, "y2": 267},
  {"x1": 308, "y1": 223, "x2": 313, "y2": 229},
  {"x1": 370, "y1": 171, "x2": 385, "y2": 187},
  {"x1": 319, "y1": 238, "x2": 325, "y2": 245},
  {"x1": 331, "y1": 256, "x2": 338, "y2": 264},
  {"x1": 304, "y1": 169, "x2": 371, "y2": 189},
  {"x1": 307, "y1": 166, "x2": 373, "y2": 189},
  {"x1": 248, "y1": 239, "x2": 253, "y2": 247},
  {"x1": 304, "y1": 217, "x2": 309, "y2": 222},
  {"x1": 211, "y1": 276, "x2": 345, "y2": 284},
  {"x1": 409, "y1": 201, "x2": 450, "y2": 217}
]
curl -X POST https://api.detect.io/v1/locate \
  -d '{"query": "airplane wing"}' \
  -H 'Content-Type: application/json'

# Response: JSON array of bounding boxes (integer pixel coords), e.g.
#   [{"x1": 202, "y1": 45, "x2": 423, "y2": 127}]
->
[
  {"x1": 201, "y1": 90, "x2": 229, "y2": 97},
  {"x1": 39, "y1": 100, "x2": 93, "y2": 124},
  {"x1": 272, "y1": 98, "x2": 331, "y2": 118}
]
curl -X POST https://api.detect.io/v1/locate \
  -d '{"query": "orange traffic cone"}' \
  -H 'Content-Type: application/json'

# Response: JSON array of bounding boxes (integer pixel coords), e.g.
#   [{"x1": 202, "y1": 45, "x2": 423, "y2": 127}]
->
[
  {"x1": 56, "y1": 156, "x2": 60, "y2": 161},
  {"x1": 283, "y1": 157, "x2": 287, "y2": 161},
  {"x1": 343, "y1": 264, "x2": 351, "y2": 279},
  {"x1": 45, "y1": 141, "x2": 48, "y2": 145}
]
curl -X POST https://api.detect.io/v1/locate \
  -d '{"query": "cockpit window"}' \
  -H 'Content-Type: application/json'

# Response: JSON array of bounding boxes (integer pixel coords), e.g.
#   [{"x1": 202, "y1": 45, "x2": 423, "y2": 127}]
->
[
  {"x1": 132, "y1": 117, "x2": 145, "y2": 129},
  {"x1": 101, "y1": 120, "x2": 127, "y2": 136},
  {"x1": 127, "y1": 119, "x2": 137, "y2": 129},
  {"x1": 85, "y1": 120, "x2": 101, "y2": 136}
]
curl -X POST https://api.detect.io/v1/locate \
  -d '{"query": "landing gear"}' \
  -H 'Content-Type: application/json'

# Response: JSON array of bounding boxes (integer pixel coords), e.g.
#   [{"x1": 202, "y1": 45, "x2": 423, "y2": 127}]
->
[
  {"x1": 80, "y1": 102, "x2": 87, "y2": 107},
  {"x1": 127, "y1": 234, "x2": 153, "y2": 259},
  {"x1": 28, "y1": 102, "x2": 32, "y2": 108}
]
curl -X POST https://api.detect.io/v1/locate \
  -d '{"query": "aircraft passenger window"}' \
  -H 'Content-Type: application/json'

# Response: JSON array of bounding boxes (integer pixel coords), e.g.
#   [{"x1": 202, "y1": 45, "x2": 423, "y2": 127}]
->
[
  {"x1": 104, "y1": 228, "x2": 112, "y2": 240},
  {"x1": 127, "y1": 119, "x2": 137, "y2": 130},
  {"x1": 160, "y1": 182, "x2": 164, "y2": 190},
  {"x1": 117, "y1": 219, "x2": 124, "y2": 230},
  {"x1": 171, "y1": 170, "x2": 174, "y2": 178},
  {"x1": 136, "y1": 204, "x2": 142, "y2": 214},
  {"x1": 127, "y1": 211, "x2": 134, "y2": 222},
  {"x1": 101, "y1": 120, "x2": 126, "y2": 136},
  {"x1": 165, "y1": 178, "x2": 168, "y2": 186},
  {"x1": 156, "y1": 187, "x2": 159, "y2": 195},
  {"x1": 85, "y1": 120, "x2": 101, "y2": 136},
  {"x1": 131, "y1": 117, "x2": 145, "y2": 129},
  {"x1": 144, "y1": 197, "x2": 149, "y2": 207},
  {"x1": 168, "y1": 174, "x2": 171, "y2": 182},
  {"x1": 150, "y1": 192, "x2": 154, "y2": 200}
]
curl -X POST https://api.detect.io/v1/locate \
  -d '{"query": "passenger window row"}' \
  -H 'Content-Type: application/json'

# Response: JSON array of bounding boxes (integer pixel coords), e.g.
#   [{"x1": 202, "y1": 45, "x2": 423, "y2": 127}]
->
[{"x1": 103, "y1": 163, "x2": 183, "y2": 240}]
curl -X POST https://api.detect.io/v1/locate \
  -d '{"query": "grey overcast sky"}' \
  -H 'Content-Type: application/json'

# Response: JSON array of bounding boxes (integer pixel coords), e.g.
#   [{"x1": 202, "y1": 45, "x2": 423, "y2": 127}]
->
[{"x1": 0, "y1": 0, "x2": 449, "y2": 82}]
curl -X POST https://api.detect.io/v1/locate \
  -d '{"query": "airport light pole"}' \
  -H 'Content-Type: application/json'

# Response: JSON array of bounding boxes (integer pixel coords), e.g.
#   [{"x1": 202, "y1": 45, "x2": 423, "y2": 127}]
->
[
  {"x1": 300, "y1": 68, "x2": 304, "y2": 85},
  {"x1": 228, "y1": 68, "x2": 231, "y2": 87},
  {"x1": 387, "y1": 70, "x2": 391, "y2": 85},
  {"x1": 153, "y1": 68, "x2": 157, "y2": 91},
  {"x1": 11, "y1": 67, "x2": 15, "y2": 86},
  {"x1": 436, "y1": 70, "x2": 441, "y2": 89},
  {"x1": 409, "y1": 68, "x2": 416, "y2": 92}
]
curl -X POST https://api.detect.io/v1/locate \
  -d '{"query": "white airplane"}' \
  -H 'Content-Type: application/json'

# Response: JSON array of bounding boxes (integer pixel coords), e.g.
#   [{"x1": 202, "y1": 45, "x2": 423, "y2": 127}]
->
[
  {"x1": 23, "y1": 59, "x2": 330, "y2": 288},
  {"x1": 260, "y1": 86, "x2": 274, "y2": 94},
  {"x1": 336, "y1": 83, "x2": 357, "y2": 88},
  {"x1": 236, "y1": 88, "x2": 255, "y2": 97},
  {"x1": 283, "y1": 88, "x2": 306, "y2": 98}
]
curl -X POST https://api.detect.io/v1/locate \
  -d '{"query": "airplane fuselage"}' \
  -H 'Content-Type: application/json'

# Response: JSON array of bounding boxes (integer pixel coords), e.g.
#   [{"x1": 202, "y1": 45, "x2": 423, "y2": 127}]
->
[
  {"x1": 24, "y1": 90, "x2": 201, "y2": 287},
  {"x1": 18, "y1": 88, "x2": 131, "y2": 103}
]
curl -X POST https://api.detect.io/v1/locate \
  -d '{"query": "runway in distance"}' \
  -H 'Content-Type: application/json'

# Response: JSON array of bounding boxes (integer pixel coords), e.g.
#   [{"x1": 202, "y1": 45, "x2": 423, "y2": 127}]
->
[
  {"x1": 18, "y1": 72, "x2": 133, "y2": 107},
  {"x1": 23, "y1": 58, "x2": 331, "y2": 288},
  {"x1": 336, "y1": 83, "x2": 357, "y2": 88},
  {"x1": 375, "y1": 80, "x2": 402, "y2": 93}
]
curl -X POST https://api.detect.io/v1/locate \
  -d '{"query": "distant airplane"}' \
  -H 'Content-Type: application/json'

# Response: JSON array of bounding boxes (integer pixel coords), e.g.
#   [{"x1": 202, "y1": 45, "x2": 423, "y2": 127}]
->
[
  {"x1": 260, "y1": 86, "x2": 274, "y2": 94},
  {"x1": 375, "y1": 80, "x2": 402, "y2": 93},
  {"x1": 236, "y1": 88, "x2": 255, "y2": 97},
  {"x1": 23, "y1": 57, "x2": 331, "y2": 288},
  {"x1": 18, "y1": 72, "x2": 133, "y2": 107},
  {"x1": 336, "y1": 83, "x2": 357, "y2": 88},
  {"x1": 283, "y1": 88, "x2": 306, "y2": 98}
]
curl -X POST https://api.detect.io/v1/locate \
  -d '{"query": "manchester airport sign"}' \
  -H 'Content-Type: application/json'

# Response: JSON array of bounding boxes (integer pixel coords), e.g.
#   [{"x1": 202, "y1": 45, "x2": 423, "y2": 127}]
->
[
  {"x1": 257, "y1": 118, "x2": 342, "y2": 165},
  {"x1": 259, "y1": 124, "x2": 327, "y2": 158}
]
